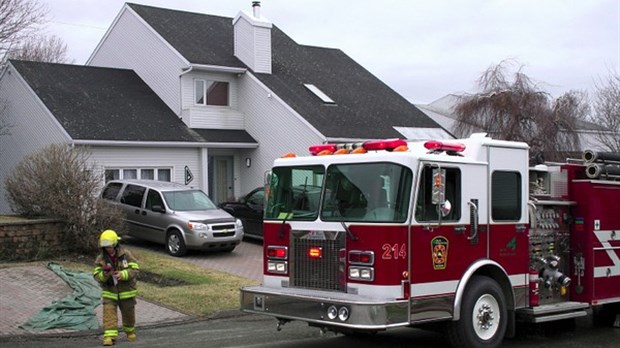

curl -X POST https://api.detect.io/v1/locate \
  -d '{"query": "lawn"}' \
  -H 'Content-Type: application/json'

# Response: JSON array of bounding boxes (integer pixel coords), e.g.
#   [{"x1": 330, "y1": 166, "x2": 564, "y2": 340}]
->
[{"x1": 51, "y1": 247, "x2": 258, "y2": 317}]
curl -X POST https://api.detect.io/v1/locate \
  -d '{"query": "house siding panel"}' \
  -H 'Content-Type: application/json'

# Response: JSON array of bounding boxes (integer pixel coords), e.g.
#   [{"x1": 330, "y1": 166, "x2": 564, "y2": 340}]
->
[
  {"x1": 233, "y1": 15, "x2": 271, "y2": 74},
  {"x1": 236, "y1": 73, "x2": 323, "y2": 194},
  {"x1": 88, "y1": 146, "x2": 203, "y2": 189},
  {"x1": 180, "y1": 72, "x2": 244, "y2": 129},
  {"x1": 88, "y1": 8, "x2": 186, "y2": 115},
  {"x1": 234, "y1": 19, "x2": 253, "y2": 69},
  {"x1": 253, "y1": 27, "x2": 271, "y2": 73},
  {"x1": 0, "y1": 66, "x2": 71, "y2": 214}
]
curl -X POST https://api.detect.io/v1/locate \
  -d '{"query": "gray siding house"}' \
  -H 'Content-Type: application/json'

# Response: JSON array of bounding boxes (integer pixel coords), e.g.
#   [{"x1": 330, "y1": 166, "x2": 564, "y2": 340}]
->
[{"x1": 0, "y1": 2, "x2": 447, "y2": 214}]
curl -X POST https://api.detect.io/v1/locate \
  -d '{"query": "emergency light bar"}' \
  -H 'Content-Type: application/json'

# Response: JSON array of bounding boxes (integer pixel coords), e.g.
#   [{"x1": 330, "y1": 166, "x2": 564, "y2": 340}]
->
[
  {"x1": 363, "y1": 139, "x2": 407, "y2": 151},
  {"x1": 308, "y1": 139, "x2": 408, "y2": 156},
  {"x1": 424, "y1": 140, "x2": 466, "y2": 153}
]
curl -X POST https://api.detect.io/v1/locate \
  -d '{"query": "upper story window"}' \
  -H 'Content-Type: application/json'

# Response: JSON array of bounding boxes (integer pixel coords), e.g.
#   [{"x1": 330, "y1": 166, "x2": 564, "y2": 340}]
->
[{"x1": 195, "y1": 79, "x2": 229, "y2": 106}]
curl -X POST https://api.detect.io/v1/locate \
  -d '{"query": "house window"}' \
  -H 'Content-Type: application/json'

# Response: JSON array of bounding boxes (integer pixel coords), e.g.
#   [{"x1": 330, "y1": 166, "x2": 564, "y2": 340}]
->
[
  {"x1": 104, "y1": 168, "x2": 172, "y2": 182},
  {"x1": 195, "y1": 79, "x2": 229, "y2": 106},
  {"x1": 123, "y1": 169, "x2": 137, "y2": 179}
]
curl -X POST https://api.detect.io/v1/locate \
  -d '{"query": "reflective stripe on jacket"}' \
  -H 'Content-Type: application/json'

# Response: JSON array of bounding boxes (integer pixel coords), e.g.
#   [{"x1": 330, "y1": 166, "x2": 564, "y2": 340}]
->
[{"x1": 93, "y1": 245, "x2": 139, "y2": 300}]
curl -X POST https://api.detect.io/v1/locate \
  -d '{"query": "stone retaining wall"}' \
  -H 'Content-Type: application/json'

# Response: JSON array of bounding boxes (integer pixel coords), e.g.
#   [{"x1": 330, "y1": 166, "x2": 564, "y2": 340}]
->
[{"x1": 0, "y1": 219, "x2": 66, "y2": 261}]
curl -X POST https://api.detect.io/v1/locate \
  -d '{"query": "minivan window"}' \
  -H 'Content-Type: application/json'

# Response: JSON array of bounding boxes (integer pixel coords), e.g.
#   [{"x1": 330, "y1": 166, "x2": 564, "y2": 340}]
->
[
  {"x1": 102, "y1": 182, "x2": 123, "y2": 200},
  {"x1": 121, "y1": 184, "x2": 146, "y2": 207},
  {"x1": 163, "y1": 190, "x2": 217, "y2": 211},
  {"x1": 145, "y1": 189, "x2": 164, "y2": 210}
]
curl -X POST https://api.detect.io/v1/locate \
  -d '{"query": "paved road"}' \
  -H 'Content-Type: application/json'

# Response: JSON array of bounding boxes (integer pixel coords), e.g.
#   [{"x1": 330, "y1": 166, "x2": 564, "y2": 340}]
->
[{"x1": 4, "y1": 312, "x2": 620, "y2": 347}]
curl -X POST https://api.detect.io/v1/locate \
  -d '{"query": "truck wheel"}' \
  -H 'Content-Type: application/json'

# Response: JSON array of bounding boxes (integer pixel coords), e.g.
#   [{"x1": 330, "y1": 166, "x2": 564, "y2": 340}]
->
[
  {"x1": 166, "y1": 230, "x2": 187, "y2": 257},
  {"x1": 447, "y1": 276, "x2": 507, "y2": 348}
]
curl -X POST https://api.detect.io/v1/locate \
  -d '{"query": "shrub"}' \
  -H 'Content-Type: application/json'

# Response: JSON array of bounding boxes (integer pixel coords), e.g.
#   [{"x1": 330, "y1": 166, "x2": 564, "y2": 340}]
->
[{"x1": 4, "y1": 144, "x2": 125, "y2": 253}]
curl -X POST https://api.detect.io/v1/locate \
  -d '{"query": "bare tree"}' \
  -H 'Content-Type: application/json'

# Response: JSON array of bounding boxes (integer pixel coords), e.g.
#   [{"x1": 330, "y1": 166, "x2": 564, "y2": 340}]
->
[
  {"x1": 0, "y1": 0, "x2": 48, "y2": 61},
  {"x1": 590, "y1": 72, "x2": 620, "y2": 152},
  {"x1": 454, "y1": 60, "x2": 586, "y2": 162},
  {"x1": 8, "y1": 34, "x2": 69, "y2": 63}
]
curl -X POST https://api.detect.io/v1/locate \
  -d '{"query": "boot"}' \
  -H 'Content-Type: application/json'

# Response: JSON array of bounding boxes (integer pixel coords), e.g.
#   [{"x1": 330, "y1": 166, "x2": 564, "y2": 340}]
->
[
  {"x1": 127, "y1": 332, "x2": 137, "y2": 341},
  {"x1": 103, "y1": 337, "x2": 115, "y2": 346}
]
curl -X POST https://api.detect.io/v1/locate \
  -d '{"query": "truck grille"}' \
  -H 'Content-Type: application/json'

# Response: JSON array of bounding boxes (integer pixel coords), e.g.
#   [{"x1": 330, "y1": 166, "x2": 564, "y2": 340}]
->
[{"x1": 290, "y1": 230, "x2": 346, "y2": 292}]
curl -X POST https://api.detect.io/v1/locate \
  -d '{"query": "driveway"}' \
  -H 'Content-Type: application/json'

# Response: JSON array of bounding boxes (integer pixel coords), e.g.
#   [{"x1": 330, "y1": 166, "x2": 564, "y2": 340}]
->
[{"x1": 123, "y1": 237, "x2": 264, "y2": 282}]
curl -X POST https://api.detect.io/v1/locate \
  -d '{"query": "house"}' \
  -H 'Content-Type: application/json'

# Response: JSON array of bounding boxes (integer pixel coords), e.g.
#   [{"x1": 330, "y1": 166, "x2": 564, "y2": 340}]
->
[{"x1": 0, "y1": 2, "x2": 448, "y2": 214}]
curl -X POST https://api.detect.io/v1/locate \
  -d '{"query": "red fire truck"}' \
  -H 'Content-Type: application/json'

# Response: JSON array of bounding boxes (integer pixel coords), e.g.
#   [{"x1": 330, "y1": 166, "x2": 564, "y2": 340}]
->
[{"x1": 240, "y1": 133, "x2": 620, "y2": 347}]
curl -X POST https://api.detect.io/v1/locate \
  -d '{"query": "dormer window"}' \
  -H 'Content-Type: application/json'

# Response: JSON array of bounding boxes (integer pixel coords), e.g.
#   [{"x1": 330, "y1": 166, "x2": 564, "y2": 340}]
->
[
  {"x1": 195, "y1": 79, "x2": 229, "y2": 106},
  {"x1": 304, "y1": 84, "x2": 335, "y2": 104}
]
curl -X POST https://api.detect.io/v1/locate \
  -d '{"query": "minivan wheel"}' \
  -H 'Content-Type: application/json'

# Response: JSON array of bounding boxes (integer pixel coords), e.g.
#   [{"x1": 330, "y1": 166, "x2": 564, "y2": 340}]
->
[{"x1": 166, "y1": 230, "x2": 187, "y2": 257}]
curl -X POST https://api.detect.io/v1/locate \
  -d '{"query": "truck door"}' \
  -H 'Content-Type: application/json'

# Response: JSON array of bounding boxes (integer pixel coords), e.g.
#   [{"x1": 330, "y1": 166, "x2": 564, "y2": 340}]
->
[
  {"x1": 410, "y1": 162, "x2": 487, "y2": 321},
  {"x1": 487, "y1": 147, "x2": 529, "y2": 285}
]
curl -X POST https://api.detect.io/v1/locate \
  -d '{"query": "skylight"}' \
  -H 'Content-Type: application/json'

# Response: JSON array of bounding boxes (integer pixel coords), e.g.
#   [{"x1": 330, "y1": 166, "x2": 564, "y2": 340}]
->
[{"x1": 304, "y1": 84, "x2": 335, "y2": 104}]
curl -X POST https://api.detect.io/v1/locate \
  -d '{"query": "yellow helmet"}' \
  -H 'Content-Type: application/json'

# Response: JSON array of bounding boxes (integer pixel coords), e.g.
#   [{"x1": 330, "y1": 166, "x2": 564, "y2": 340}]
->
[{"x1": 99, "y1": 230, "x2": 120, "y2": 248}]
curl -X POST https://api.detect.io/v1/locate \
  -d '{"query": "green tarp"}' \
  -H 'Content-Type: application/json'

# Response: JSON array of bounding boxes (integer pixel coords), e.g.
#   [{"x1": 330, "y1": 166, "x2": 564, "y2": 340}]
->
[{"x1": 20, "y1": 262, "x2": 101, "y2": 331}]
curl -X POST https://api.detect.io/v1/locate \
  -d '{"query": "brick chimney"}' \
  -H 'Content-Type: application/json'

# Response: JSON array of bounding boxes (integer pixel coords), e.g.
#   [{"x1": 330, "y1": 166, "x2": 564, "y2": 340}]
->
[{"x1": 233, "y1": 1, "x2": 272, "y2": 74}]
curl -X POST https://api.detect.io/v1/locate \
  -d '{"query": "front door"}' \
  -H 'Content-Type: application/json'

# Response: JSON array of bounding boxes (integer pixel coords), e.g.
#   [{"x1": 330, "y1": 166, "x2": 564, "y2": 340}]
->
[{"x1": 210, "y1": 156, "x2": 234, "y2": 204}]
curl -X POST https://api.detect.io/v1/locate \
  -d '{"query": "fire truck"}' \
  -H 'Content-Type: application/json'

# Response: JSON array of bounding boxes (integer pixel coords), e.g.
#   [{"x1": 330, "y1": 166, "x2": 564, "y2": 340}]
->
[{"x1": 240, "y1": 133, "x2": 620, "y2": 347}]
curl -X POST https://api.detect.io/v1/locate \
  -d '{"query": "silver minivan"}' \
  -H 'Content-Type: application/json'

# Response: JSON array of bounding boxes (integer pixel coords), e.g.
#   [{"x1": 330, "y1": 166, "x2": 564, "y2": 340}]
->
[{"x1": 101, "y1": 179, "x2": 244, "y2": 256}]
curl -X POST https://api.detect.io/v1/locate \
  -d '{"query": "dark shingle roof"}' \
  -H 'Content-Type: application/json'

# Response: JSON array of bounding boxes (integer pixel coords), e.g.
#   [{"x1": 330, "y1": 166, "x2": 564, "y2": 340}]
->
[
  {"x1": 128, "y1": 3, "x2": 442, "y2": 140},
  {"x1": 128, "y1": 3, "x2": 245, "y2": 68},
  {"x1": 10, "y1": 60, "x2": 203, "y2": 142},
  {"x1": 192, "y1": 128, "x2": 257, "y2": 143}
]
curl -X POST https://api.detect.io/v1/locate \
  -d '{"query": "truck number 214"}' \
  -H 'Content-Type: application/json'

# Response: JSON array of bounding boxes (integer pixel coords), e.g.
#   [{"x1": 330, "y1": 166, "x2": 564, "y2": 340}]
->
[{"x1": 382, "y1": 243, "x2": 407, "y2": 260}]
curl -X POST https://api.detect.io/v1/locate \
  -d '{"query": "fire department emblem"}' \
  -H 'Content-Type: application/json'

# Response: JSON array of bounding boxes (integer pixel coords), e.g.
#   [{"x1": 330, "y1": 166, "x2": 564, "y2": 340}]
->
[{"x1": 431, "y1": 236, "x2": 449, "y2": 270}]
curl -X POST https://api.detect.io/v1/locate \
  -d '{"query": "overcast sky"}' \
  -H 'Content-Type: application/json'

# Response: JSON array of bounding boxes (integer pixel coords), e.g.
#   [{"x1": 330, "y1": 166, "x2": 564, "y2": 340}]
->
[{"x1": 37, "y1": 0, "x2": 619, "y2": 104}]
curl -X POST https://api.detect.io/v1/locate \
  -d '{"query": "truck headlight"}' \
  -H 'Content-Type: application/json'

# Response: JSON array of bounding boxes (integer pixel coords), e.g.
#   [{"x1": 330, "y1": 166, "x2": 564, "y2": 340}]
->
[{"x1": 235, "y1": 219, "x2": 244, "y2": 229}]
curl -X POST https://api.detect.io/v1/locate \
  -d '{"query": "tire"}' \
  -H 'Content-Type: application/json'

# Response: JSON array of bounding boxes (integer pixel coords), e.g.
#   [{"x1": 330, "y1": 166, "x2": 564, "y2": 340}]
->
[
  {"x1": 166, "y1": 230, "x2": 187, "y2": 257},
  {"x1": 446, "y1": 276, "x2": 507, "y2": 348}
]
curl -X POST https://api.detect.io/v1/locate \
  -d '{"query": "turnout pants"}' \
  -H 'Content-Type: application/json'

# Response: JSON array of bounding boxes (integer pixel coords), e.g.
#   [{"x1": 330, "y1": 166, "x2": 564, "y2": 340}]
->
[{"x1": 102, "y1": 297, "x2": 136, "y2": 338}]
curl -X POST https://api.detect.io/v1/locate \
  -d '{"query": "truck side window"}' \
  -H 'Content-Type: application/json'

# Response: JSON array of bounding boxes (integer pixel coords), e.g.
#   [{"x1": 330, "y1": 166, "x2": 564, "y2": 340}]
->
[
  {"x1": 415, "y1": 165, "x2": 461, "y2": 222},
  {"x1": 491, "y1": 171, "x2": 521, "y2": 221}
]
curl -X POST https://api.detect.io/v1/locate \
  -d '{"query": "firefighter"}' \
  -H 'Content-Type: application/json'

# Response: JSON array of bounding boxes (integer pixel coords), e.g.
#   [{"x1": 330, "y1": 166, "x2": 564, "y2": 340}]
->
[{"x1": 93, "y1": 230, "x2": 140, "y2": 346}]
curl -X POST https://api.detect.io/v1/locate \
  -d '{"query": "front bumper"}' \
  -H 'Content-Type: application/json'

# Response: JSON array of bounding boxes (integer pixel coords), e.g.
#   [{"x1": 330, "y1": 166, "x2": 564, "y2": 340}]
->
[
  {"x1": 184, "y1": 227, "x2": 243, "y2": 250},
  {"x1": 240, "y1": 285, "x2": 409, "y2": 330}
]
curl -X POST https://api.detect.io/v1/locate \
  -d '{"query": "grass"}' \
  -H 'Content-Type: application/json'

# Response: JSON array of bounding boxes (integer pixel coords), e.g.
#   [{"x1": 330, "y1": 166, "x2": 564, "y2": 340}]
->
[
  {"x1": 4, "y1": 247, "x2": 258, "y2": 317},
  {"x1": 130, "y1": 248, "x2": 257, "y2": 316}
]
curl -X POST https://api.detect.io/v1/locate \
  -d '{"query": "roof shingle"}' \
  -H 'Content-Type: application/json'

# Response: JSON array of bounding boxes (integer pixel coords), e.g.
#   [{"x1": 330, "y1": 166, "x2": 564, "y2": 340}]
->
[{"x1": 11, "y1": 60, "x2": 203, "y2": 143}]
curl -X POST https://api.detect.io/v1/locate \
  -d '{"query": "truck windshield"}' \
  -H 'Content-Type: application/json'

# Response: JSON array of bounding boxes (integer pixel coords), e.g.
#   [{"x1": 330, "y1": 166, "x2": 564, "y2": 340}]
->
[
  {"x1": 163, "y1": 190, "x2": 218, "y2": 211},
  {"x1": 265, "y1": 162, "x2": 412, "y2": 223},
  {"x1": 265, "y1": 165, "x2": 325, "y2": 221},
  {"x1": 321, "y1": 162, "x2": 412, "y2": 222}
]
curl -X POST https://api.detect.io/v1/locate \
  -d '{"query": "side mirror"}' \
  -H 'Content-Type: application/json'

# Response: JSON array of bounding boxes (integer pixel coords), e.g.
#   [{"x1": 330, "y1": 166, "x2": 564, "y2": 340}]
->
[
  {"x1": 151, "y1": 205, "x2": 166, "y2": 213},
  {"x1": 440, "y1": 199, "x2": 452, "y2": 217}
]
